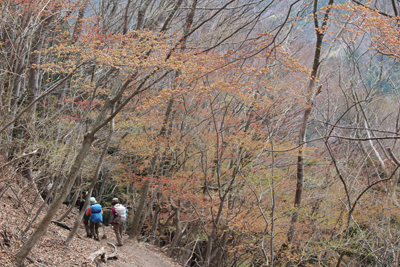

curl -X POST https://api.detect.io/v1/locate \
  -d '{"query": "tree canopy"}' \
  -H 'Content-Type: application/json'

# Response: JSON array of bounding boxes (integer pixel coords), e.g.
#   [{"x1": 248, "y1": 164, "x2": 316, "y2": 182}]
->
[{"x1": 1, "y1": 0, "x2": 400, "y2": 266}]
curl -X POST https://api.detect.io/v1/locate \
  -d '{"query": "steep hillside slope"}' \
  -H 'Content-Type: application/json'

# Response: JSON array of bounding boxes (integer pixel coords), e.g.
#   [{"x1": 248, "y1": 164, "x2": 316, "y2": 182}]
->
[{"x1": 0, "y1": 181, "x2": 177, "y2": 267}]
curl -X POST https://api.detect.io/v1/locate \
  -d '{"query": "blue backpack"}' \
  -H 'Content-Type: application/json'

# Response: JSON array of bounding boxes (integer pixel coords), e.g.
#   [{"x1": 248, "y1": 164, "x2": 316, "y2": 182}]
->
[{"x1": 90, "y1": 204, "x2": 103, "y2": 223}]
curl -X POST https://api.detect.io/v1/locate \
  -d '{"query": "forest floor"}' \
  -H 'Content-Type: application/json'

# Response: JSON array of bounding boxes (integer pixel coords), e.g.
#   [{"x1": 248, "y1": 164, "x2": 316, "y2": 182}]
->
[{"x1": 0, "y1": 181, "x2": 179, "y2": 267}]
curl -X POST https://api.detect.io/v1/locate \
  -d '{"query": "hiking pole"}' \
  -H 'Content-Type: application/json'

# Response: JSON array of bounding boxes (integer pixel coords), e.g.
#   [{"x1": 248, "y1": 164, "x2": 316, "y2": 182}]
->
[{"x1": 101, "y1": 223, "x2": 107, "y2": 239}]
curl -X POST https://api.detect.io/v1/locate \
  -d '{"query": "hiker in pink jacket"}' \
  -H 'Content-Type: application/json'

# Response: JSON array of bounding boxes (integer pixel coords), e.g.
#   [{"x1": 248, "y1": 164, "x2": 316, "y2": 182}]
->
[{"x1": 110, "y1": 198, "x2": 127, "y2": 246}]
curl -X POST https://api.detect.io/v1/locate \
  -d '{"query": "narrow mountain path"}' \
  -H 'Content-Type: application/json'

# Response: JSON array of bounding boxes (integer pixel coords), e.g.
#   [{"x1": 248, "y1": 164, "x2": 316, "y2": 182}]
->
[{"x1": 90, "y1": 226, "x2": 179, "y2": 267}]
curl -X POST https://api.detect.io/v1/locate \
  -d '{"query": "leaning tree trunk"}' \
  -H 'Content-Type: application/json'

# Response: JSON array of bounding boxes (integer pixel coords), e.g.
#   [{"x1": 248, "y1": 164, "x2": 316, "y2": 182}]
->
[
  {"x1": 15, "y1": 133, "x2": 94, "y2": 266},
  {"x1": 65, "y1": 104, "x2": 115, "y2": 246},
  {"x1": 129, "y1": 180, "x2": 151, "y2": 239},
  {"x1": 20, "y1": 148, "x2": 72, "y2": 236},
  {"x1": 56, "y1": 189, "x2": 80, "y2": 221}
]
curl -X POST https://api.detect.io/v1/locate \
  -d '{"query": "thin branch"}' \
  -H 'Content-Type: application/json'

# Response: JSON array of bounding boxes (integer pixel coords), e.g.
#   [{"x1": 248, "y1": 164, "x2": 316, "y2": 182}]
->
[
  {"x1": 351, "y1": 0, "x2": 394, "y2": 18},
  {"x1": 0, "y1": 63, "x2": 83, "y2": 135},
  {"x1": 0, "y1": 150, "x2": 39, "y2": 170}
]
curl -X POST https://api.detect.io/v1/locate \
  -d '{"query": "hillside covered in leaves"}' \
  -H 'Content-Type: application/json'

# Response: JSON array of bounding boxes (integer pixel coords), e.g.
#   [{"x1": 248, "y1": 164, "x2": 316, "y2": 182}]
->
[{"x1": 2, "y1": 0, "x2": 400, "y2": 266}]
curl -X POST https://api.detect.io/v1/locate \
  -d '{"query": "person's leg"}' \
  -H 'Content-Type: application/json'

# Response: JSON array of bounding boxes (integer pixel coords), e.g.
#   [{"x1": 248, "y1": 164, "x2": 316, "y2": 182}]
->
[
  {"x1": 89, "y1": 221, "x2": 96, "y2": 239},
  {"x1": 118, "y1": 224, "x2": 124, "y2": 245},
  {"x1": 94, "y1": 223, "x2": 100, "y2": 241},
  {"x1": 113, "y1": 224, "x2": 122, "y2": 245},
  {"x1": 84, "y1": 218, "x2": 91, "y2": 237}
]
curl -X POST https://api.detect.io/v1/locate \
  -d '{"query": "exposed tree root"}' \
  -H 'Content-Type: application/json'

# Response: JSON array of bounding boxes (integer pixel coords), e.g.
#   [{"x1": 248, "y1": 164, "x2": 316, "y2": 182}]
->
[{"x1": 87, "y1": 242, "x2": 118, "y2": 267}]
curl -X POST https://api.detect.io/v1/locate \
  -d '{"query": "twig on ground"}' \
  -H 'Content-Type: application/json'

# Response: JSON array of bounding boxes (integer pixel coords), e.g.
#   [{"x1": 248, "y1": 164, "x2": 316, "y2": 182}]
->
[{"x1": 0, "y1": 227, "x2": 11, "y2": 247}]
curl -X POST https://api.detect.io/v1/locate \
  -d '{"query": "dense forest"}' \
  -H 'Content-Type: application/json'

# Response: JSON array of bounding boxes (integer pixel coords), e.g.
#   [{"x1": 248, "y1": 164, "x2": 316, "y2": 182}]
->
[{"x1": 1, "y1": 0, "x2": 400, "y2": 266}]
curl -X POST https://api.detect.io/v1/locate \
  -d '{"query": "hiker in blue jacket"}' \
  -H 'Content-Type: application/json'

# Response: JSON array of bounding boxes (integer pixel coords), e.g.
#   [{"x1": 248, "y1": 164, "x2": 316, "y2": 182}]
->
[{"x1": 86, "y1": 197, "x2": 103, "y2": 241}]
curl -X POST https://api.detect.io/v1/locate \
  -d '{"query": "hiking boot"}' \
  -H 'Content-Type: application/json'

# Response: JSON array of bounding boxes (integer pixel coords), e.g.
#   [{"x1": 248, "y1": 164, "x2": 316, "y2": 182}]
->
[
  {"x1": 88, "y1": 234, "x2": 92, "y2": 238},
  {"x1": 94, "y1": 236, "x2": 100, "y2": 241},
  {"x1": 116, "y1": 243, "x2": 123, "y2": 247}
]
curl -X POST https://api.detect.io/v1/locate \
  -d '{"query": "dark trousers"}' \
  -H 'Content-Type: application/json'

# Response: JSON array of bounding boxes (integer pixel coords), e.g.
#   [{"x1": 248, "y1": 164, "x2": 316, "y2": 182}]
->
[
  {"x1": 84, "y1": 218, "x2": 91, "y2": 237},
  {"x1": 90, "y1": 221, "x2": 100, "y2": 239}
]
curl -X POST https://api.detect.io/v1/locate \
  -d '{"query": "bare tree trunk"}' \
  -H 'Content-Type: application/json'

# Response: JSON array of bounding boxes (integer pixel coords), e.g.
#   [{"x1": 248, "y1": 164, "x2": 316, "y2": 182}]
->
[
  {"x1": 136, "y1": 0, "x2": 153, "y2": 30},
  {"x1": 167, "y1": 201, "x2": 181, "y2": 257},
  {"x1": 98, "y1": 171, "x2": 109, "y2": 202},
  {"x1": 26, "y1": 27, "x2": 41, "y2": 120},
  {"x1": 151, "y1": 204, "x2": 160, "y2": 244},
  {"x1": 123, "y1": 0, "x2": 132, "y2": 35},
  {"x1": 129, "y1": 180, "x2": 150, "y2": 239},
  {"x1": 287, "y1": 0, "x2": 332, "y2": 245},
  {"x1": 71, "y1": 0, "x2": 89, "y2": 43},
  {"x1": 137, "y1": 188, "x2": 158, "y2": 238},
  {"x1": 156, "y1": 212, "x2": 174, "y2": 247},
  {"x1": 212, "y1": 225, "x2": 229, "y2": 267},
  {"x1": 204, "y1": 199, "x2": 225, "y2": 267}
]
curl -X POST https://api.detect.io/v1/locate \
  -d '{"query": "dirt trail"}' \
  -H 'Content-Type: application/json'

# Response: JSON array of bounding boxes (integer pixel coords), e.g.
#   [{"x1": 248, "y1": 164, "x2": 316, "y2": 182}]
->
[
  {"x1": 107, "y1": 239, "x2": 175, "y2": 267},
  {"x1": 92, "y1": 226, "x2": 178, "y2": 267}
]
